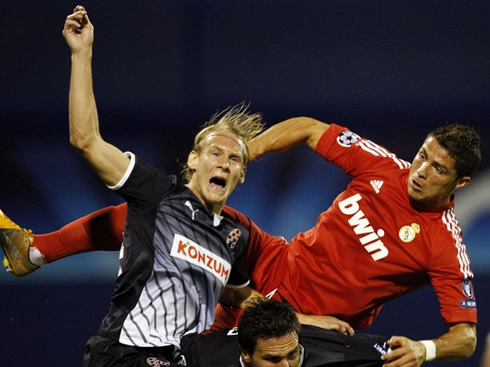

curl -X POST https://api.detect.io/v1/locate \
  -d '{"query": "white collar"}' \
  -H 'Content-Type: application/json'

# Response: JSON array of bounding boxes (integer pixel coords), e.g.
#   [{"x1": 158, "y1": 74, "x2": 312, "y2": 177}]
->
[{"x1": 213, "y1": 212, "x2": 223, "y2": 226}]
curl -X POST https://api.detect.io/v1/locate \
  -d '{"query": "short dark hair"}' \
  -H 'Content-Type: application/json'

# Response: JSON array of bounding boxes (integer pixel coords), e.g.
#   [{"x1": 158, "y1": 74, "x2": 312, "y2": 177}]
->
[
  {"x1": 238, "y1": 298, "x2": 301, "y2": 355},
  {"x1": 427, "y1": 123, "x2": 482, "y2": 178}
]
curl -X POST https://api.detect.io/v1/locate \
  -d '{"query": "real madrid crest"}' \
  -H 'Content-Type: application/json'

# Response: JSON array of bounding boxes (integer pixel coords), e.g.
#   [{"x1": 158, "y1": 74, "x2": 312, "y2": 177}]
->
[
  {"x1": 398, "y1": 223, "x2": 420, "y2": 243},
  {"x1": 226, "y1": 228, "x2": 241, "y2": 250}
]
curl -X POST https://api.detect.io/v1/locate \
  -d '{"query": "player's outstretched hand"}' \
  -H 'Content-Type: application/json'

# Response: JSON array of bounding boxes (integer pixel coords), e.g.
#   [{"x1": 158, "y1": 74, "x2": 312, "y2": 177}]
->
[
  {"x1": 62, "y1": 5, "x2": 94, "y2": 54},
  {"x1": 297, "y1": 314, "x2": 355, "y2": 336},
  {"x1": 381, "y1": 336, "x2": 425, "y2": 367}
]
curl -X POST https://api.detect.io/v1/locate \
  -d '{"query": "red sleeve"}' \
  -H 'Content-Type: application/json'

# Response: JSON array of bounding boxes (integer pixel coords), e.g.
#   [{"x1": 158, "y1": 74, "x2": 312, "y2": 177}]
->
[
  {"x1": 315, "y1": 124, "x2": 411, "y2": 177},
  {"x1": 428, "y1": 212, "x2": 477, "y2": 324}
]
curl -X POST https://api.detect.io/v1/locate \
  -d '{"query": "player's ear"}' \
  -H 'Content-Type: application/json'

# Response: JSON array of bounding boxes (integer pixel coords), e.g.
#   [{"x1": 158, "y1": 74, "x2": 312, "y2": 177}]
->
[
  {"x1": 187, "y1": 150, "x2": 199, "y2": 170},
  {"x1": 239, "y1": 169, "x2": 246, "y2": 184},
  {"x1": 455, "y1": 176, "x2": 470, "y2": 190},
  {"x1": 239, "y1": 346, "x2": 252, "y2": 363}
]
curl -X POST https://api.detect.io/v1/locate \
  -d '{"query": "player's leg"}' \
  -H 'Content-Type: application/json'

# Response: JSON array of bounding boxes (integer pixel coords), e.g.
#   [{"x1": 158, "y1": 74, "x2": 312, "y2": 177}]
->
[
  {"x1": 0, "y1": 203, "x2": 127, "y2": 276},
  {"x1": 39, "y1": 203, "x2": 127, "y2": 262}
]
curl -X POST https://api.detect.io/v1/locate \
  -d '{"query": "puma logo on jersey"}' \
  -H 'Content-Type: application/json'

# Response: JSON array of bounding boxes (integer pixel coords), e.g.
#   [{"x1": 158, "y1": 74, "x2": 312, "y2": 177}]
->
[
  {"x1": 370, "y1": 180, "x2": 384, "y2": 194},
  {"x1": 171, "y1": 234, "x2": 231, "y2": 285},
  {"x1": 338, "y1": 194, "x2": 388, "y2": 261},
  {"x1": 184, "y1": 201, "x2": 199, "y2": 220}
]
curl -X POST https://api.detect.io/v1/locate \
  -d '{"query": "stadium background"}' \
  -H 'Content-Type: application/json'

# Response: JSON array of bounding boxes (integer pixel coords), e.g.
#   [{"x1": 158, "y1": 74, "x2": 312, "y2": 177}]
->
[{"x1": 1, "y1": 1, "x2": 489, "y2": 366}]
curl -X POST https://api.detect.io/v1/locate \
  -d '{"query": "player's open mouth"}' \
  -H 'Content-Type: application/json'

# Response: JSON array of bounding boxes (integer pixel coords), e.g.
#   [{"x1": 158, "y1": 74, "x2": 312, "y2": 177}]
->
[{"x1": 209, "y1": 176, "x2": 227, "y2": 190}]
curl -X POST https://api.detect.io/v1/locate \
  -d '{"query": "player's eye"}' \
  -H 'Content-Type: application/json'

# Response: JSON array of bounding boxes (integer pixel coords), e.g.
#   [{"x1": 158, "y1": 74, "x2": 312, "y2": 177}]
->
[
  {"x1": 265, "y1": 356, "x2": 283, "y2": 363},
  {"x1": 287, "y1": 351, "x2": 299, "y2": 359}
]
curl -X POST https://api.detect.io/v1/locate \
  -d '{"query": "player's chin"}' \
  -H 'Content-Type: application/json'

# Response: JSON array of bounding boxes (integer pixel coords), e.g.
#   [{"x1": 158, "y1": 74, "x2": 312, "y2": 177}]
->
[
  {"x1": 407, "y1": 186, "x2": 423, "y2": 201},
  {"x1": 203, "y1": 191, "x2": 228, "y2": 208}
]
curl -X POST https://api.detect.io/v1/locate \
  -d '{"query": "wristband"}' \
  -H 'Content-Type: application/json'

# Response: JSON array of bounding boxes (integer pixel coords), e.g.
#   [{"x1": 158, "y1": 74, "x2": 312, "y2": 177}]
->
[{"x1": 419, "y1": 340, "x2": 436, "y2": 361}]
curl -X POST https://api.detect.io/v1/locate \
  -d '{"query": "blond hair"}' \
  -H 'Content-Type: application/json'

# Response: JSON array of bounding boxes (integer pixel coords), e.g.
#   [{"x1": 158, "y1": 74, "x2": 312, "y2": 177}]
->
[{"x1": 183, "y1": 103, "x2": 265, "y2": 181}]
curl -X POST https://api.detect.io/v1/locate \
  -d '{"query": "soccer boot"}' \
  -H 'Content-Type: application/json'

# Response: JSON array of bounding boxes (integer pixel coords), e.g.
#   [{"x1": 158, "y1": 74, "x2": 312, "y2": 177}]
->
[{"x1": 0, "y1": 209, "x2": 38, "y2": 277}]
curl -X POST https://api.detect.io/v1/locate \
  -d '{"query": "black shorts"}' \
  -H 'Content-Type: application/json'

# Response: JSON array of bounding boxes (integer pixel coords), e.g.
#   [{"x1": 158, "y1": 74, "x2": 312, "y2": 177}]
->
[{"x1": 83, "y1": 335, "x2": 183, "y2": 367}]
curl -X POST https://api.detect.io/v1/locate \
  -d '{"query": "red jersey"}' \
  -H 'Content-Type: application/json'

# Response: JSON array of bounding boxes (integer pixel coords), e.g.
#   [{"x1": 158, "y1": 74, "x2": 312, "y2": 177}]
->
[{"x1": 217, "y1": 124, "x2": 477, "y2": 330}]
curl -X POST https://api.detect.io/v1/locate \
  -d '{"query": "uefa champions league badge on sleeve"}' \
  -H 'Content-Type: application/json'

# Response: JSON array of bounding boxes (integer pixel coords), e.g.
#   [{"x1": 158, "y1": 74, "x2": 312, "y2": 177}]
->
[
  {"x1": 337, "y1": 130, "x2": 361, "y2": 147},
  {"x1": 462, "y1": 279, "x2": 474, "y2": 298},
  {"x1": 459, "y1": 279, "x2": 477, "y2": 308}
]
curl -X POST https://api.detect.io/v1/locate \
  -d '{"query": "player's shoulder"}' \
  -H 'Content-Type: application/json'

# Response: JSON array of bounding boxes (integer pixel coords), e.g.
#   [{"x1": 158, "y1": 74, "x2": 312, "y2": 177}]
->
[{"x1": 223, "y1": 206, "x2": 251, "y2": 225}]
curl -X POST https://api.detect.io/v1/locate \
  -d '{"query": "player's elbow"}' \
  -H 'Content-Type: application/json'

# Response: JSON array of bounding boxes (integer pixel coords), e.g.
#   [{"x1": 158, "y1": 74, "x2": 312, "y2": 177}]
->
[
  {"x1": 461, "y1": 332, "x2": 477, "y2": 359},
  {"x1": 456, "y1": 338, "x2": 477, "y2": 360},
  {"x1": 70, "y1": 129, "x2": 87, "y2": 150},
  {"x1": 69, "y1": 130, "x2": 100, "y2": 156},
  {"x1": 450, "y1": 323, "x2": 477, "y2": 360}
]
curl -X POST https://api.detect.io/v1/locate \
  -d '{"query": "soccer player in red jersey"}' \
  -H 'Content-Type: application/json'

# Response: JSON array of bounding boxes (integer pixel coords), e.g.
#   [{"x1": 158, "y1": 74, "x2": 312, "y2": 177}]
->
[{"x1": 243, "y1": 117, "x2": 480, "y2": 366}]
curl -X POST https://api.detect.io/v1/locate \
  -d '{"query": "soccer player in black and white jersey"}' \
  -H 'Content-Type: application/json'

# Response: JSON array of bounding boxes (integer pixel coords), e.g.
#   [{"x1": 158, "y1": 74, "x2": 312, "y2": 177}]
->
[{"x1": 62, "y1": 6, "x2": 267, "y2": 366}]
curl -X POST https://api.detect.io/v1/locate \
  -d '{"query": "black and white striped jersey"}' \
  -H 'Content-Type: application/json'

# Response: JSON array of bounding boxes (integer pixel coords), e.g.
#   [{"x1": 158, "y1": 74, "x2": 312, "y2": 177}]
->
[{"x1": 97, "y1": 153, "x2": 250, "y2": 348}]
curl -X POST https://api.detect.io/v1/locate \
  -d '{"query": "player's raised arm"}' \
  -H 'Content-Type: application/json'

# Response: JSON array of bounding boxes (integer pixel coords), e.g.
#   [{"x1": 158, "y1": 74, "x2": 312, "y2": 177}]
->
[
  {"x1": 247, "y1": 117, "x2": 330, "y2": 161},
  {"x1": 62, "y1": 6, "x2": 130, "y2": 187}
]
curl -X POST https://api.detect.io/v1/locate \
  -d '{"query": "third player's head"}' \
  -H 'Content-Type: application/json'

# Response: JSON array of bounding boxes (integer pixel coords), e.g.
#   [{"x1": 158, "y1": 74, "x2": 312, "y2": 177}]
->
[
  {"x1": 407, "y1": 123, "x2": 481, "y2": 209},
  {"x1": 238, "y1": 299, "x2": 302, "y2": 367},
  {"x1": 184, "y1": 104, "x2": 264, "y2": 214}
]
